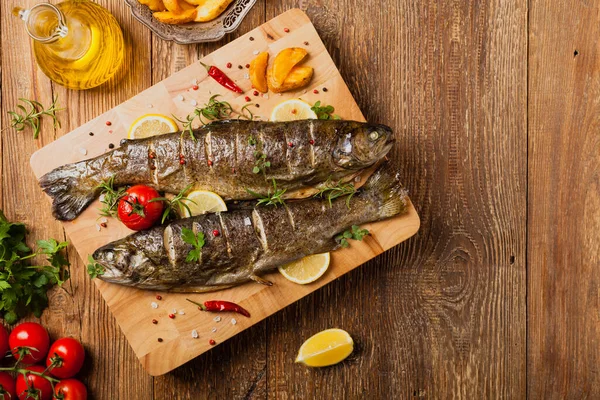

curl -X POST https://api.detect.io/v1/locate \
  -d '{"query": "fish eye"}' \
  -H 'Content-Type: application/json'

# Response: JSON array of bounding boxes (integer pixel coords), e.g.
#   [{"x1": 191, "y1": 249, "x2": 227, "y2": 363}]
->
[{"x1": 368, "y1": 131, "x2": 379, "y2": 141}]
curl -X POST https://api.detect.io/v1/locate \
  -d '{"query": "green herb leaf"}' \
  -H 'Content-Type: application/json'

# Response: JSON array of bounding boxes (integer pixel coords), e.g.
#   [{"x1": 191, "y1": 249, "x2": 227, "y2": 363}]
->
[
  {"x1": 314, "y1": 178, "x2": 356, "y2": 208},
  {"x1": 246, "y1": 179, "x2": 287, "y2": 207},
  {"x1": 310, "y1": 101, "x2": 341, "y2": 120},
  {"x1": 149, "y1": 183, "x2": 195, "y2": 223},
  {"x1": 96, "y1": 175, "x2": 127, "y2": 218},
  {"x1": 181, "y1": 228, "x2": 205, "y2": 263},
  {"x1": 335, "y1": 225, "x2": 370, "y2": 248},
  {"x1": 87, "y1": 255, "x2": 105, "y2": 279},
  {"x1": 7, "y1": 96, "x2": 63, "y2": 139}
]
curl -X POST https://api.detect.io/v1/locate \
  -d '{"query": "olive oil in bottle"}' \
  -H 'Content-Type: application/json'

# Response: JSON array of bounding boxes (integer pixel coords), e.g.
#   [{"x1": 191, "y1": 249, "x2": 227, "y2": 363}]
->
[{"x1": 14, "y1": 1, "x2": 125, "y2": 90}]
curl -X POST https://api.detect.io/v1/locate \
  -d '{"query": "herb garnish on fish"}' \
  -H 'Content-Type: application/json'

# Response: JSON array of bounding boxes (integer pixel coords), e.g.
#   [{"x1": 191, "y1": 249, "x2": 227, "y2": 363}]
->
[
  {"x1": 97, "y1": 176, "x2": 127, "y2": 218},
  {"x1": 246, "y1": 179, "x2": 286, "y2": 207},
  {"x1": 335, "y1": 225, "x2": 370, "y2": 248},
  {"x1": 311, "y1": 101, "x2": 341, "y2": 120},
  {"x1": 314, "y1": 179, "x2": 356, "y2": 208},
  {"x1": 149, "y1": 184, "x2": 196, "y2": 223},
  {"x1": 87, "y1": 255, "x2": 105, "y2": 279},
  {"x1": 181, "y1": 228, "x2": 205, "y2": 262}
]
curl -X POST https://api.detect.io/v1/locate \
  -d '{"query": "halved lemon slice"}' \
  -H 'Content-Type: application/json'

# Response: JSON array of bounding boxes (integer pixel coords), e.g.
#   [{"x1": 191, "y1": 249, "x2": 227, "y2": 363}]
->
[
  {"x1": 127, "y1": 114, "x2": 178, "y2": 139},
  {"x1": 270, "y1": 99, "x2": 317, "y2": 121},
  {"x1": 181, "y1": 190, "x2": 227, "y2": 217},
  {"x1": 278, "y1": 252, "x2": 330, "y2": 284},
  {"x1": 295, "y1": 328, "x2": 354, "y2": 367}
]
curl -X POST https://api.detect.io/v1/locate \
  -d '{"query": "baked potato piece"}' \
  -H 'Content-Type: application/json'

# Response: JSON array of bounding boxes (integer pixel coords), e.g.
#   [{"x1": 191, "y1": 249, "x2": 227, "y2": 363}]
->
[
  {"x1": 162, "y1": 0, "x2": 194, "y2": 13},
  {"x1": 139, "y1": 0, "x2": 167, "y2": 12},
  {"x1": 153, "y1": 8, "x2": 197, "y2": 24},
  {"x1": 271, "y1": 47, "x2": 308, "y2": 88},
  {"x1": 195, "y1": 0, "x2": 235, "y2": 22},
  {"x1": 267, "y1": 65, "x2": 314, "y2": 93},
  {"x1": 249, "y1": 52, "x2": 269, "y2": 93}
]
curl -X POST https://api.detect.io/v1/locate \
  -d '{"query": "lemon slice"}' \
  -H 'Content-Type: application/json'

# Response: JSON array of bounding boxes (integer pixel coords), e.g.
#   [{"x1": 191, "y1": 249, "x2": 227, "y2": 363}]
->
[
  {"x1": 127, "y1": 114, "x2": 178, "y2": 139},
  {"x1": 270, "y1": 99, "x2": 317, "y2": 121},
  {"x1": 295, "y1": 328, "x2": 354, "y2": 367},
  {"x1": 181, "y1": 190, "x2": 227, "y2": 217},
  {"x1": 278, "y1": 252, "x2": 330, "y2": 284}
]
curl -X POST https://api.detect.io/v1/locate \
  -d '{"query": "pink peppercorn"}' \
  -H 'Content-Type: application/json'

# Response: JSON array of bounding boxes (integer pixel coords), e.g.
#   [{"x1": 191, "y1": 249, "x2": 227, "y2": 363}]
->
[{"x1": 213, "y1": 229, "x2": 220, "y2": 237}]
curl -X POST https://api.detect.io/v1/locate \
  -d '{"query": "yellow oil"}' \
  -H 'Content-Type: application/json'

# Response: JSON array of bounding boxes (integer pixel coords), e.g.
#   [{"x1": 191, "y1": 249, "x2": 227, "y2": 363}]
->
[{"x1": 32, "y1": 1, "x2": 124, "y2": 90}]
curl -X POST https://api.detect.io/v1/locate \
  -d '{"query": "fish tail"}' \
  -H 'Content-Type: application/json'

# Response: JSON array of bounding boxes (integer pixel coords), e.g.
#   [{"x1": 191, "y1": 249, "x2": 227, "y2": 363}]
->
[
  {"x1": 362, "y1": 163, "x2": 409, "y2": 218},
  {"x1": 39, "y1": 163, "x2": 99, "y2": 221}
]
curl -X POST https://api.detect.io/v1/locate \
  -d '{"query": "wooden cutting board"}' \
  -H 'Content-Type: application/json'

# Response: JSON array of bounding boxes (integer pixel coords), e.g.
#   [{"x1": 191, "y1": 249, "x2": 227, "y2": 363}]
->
[{"x1": 29, "y1": 8, "x2": 420, "y2": 376}]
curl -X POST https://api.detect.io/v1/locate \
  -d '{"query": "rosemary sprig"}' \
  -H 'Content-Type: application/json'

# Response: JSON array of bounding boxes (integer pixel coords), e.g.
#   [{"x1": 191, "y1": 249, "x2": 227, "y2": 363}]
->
[
  {"x1": 311, "y1": 100, "x2": 341, "y2": 120},
  {"x1": 314, "y1": 179, "x2": 357, "y2": 208},
  {"x1": 7, "y1": 96, "x2": 63, "y2": 139},
  {"x1": 173, "y1": 95, "x2": 235, "y2": 140},
  {"x1": 335, "y1": 225, "x2": 370, "y2": 248},
  {"x1": 239, "y1": 104, "x2": 258, "y2": 121},
  {"x1": 97, "y1": 176, "x2": 126, "y2": 218},
  {"x1": 149, "y1": 184, "x2": 196, "y2": 223},
  {"x1": 246, "y1": 179, "x2": 286, "y2": 207}
]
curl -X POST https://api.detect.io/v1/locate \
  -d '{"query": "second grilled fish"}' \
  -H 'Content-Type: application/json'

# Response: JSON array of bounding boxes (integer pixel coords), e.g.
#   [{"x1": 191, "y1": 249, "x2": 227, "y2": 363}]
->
[{"x1": 40, "y1": 119, "x2": 394, "y2": 221}]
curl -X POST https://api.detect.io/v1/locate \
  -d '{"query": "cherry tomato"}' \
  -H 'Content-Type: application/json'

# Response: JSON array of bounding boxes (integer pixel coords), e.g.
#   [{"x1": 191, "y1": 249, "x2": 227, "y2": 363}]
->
[
  {"x1": 16, "y1": 366, "x2": 52, "y2": 400},
  {"x1": 0, "y1": 325, "x2": 9, "y2": 360},
  {"x1": 117, "y1": 185, "x2": 163, "y2": 230},
  {"x1": 0, "y1": 372, "x2": 16, "y2": 400},
  {"x1": 9, "y1": 323, "x2": 49, "y2": 364},
  {"x1": 54, "y1": 379, "x2": 87, "y2": 400},
  {"x1": 46, "y1": 338, "x2": 85, "y2": 379}
]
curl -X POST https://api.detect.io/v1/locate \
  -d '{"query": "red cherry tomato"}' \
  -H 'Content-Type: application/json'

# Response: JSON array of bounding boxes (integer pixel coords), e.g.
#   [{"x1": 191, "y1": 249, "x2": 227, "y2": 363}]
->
[
  {"x1": 54, "y1": 379, "x2": 87, "y2": 400},
  {"x1": 46, "y1": 338, "x2": 85, "y2": 379},
  {"x1": 9, "y1": 323, "x2": 49, "y2": 364},
  {"x1": 16, "y1": 366, "x2": 52, "y2": 400},
  {"x1": 0, "y1": 372, "x2": 16, "y2": 400},
  {"x1": 117, "y1": 185, "x2": 164, "y2": 230},
  {"x1": 0, "y1": 325, "x2": 9, "y2": 360}
]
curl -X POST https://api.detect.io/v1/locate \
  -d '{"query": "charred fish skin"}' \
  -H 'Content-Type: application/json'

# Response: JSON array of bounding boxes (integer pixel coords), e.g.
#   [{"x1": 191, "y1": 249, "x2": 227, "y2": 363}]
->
[
  {"x1": 92, "y1": 163, "x2": 408, "y2": 292},
  {"x1": 39, "y1": 120, "x2": 394, "y2": 221}
]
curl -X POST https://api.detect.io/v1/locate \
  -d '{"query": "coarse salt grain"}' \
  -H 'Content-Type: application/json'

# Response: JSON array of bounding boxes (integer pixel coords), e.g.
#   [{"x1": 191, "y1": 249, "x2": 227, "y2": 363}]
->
[
  {"x1": 99, "y1": 193, "x2": 106, "y2": 202},
  {"x1": 190, "y1": 99, "x2": 198, "y2": 106},
  {"x1": 244, "y1": 217, "x2": 251, "y2": 226},
  {"x1": 192, "y1": 79, "x2": 198, "y2": 85},
  {"x1": 100, "y1": 217, "x2": 108, "y2": 224},
  {"x1": 147, "y1": 104, "x2": 153, "y2": 108},
  {"x1": 211, "y1": 327, "x2": 217, "y2": 333},
  {"x1": 213, "y1": 316, "x2": 221, "y2": 322},
  {"x1": 178, "y1": 310, "x2": 185, "y2": 315},
  {"x1": 151, "y1": 302, "x2": 158, "y2": 309},
  {"x1": 191, "y1": 329, "x2": 199, "y2": 338},
  {"x1": 231, "y1": 318, "x2": 237, "y2": 325},
  {"x1": 262, "y1": 94, "x2": 269, "y2": 99},
  {"x1": 177, "y1": 94, "x2": 184, "y2": 101},
  {"x1": 243, "y1": 73, "x2": 250, "y2": 80},
  {"x1": 95, "y1": 224, "x2": 101, "y2": 232},
  {"x1": 172, "y1": 308, "x2": 177, "y2": 314},
  {"x1": 79, "y1": 148, "x2": 87, "y2": 155},
  {"x1": 253, "y1": 50, "x2": 259, "y2": 55}
]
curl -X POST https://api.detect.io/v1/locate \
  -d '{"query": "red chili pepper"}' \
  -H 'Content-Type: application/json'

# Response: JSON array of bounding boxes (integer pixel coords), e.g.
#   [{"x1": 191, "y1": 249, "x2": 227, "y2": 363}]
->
[
  {"x1": 186, "y1": 299, "x2": 250, "y2": 317},
  {"x1": 199, "y1": 62, "x2": 243, "y2": 93}
]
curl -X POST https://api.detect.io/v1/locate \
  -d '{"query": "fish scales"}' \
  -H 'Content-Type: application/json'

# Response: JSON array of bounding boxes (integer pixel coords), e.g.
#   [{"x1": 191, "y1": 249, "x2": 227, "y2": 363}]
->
[{"x1": 40, "y1": 119, "x2": 394, "y2": 221}]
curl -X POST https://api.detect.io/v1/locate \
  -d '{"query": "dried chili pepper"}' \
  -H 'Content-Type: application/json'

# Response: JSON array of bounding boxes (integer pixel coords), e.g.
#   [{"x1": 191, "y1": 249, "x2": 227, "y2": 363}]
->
[
  {"x1": 199, "y1": 62, "x2": 243, "y2": 93},
  {"x1": 186, "y1": 299, "x2": 250, "y2": 317}
]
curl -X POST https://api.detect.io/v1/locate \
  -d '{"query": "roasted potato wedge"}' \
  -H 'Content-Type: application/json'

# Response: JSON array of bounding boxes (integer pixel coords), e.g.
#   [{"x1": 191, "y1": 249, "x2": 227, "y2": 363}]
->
[
  {"x1": 139, "y1": 0, "x2": 167, "y2": 12},
  {"x1": 162, "y1": 0, "x2": 184, "y2": 13},
  {"x1": 271, "y1": 48, "x2": 308, "y2": 88},
  {"x1": 195, "y1": 0, "x2": 235, "y2": 22},
  {"x1": 181, "y1": 0, "x2": 203, "y2": 4},
  {"x1": 267, "y1": 66, "x2": 314, "y2": 93},
  {"x1": 153, "y1": 8, "x2": 197, "y2": 24},
  {"x1": 249, "y1": 52, "x2": 269, "y2": 93}
]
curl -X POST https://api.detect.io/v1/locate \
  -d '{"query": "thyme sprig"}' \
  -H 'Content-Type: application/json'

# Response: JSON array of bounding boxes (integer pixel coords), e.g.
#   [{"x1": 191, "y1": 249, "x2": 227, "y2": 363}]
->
[
  {"x1": 97, "y1": 176, "x2": 126, "y2": 218},
  {"x1": 311, "y1": 101, "x2": 341, "y2": 120},
  {"x1": 335, "y1": 225, "x2": 370, "y2": 248},
  {"x1": 252, "y1": 151, "x2": 271, "y2": 175},
  {"x1": 149, "y1": 184, "x2": 196, "y2": 223},
  {"x1": 7, "y1": 96, "x2": 63, "y2": 139},
  {"x1": 246, "y1": 179, "x2": 286, "y2": 207},
  {"x1": 314, "y1": 179, "x2": 357, "y2": 208}
]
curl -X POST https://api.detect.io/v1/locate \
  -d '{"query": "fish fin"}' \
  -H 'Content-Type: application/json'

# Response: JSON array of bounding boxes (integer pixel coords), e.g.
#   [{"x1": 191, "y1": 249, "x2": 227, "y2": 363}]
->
[
  {"x1": 363, "y1": 163, "x2": 409, "y2": 219},
  {"x1": 168, "y1": 284, "x2": 235, "y2": 293},
  {"x1": 39, "y1": 163, "x2": 99, "y2": 221},
  {"x1": 251, "y1": 275, "x2": 273, "y2": 286}
]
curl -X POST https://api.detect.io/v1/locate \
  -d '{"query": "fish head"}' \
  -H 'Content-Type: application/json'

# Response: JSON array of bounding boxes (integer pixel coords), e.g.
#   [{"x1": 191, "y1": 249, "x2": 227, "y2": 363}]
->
[
  {"x1": 92, "y1": 243, "x2": 154, "y2": 286},
  {"x1": 333, "y1": 123, "x2": 394, "y2": 169}
]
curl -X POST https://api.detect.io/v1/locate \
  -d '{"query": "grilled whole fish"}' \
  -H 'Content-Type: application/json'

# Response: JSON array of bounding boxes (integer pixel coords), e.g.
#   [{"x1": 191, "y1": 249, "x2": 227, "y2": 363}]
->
[
  {"x1": 92, "y1": 164, "x2": 408, "y2": 292},
  {"x1": 39, "y1": 119, "x2": 394, "y2": 221}
]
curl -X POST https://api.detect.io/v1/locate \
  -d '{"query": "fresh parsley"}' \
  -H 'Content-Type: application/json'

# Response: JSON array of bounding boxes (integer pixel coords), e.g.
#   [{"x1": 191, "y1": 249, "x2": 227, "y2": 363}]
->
[
  {"x1": 246, "y1": 179, "x2": 286, "y2": 207},
  {"x1": 86, "y1": 255, "x2": 105, "y2": 279},
  {"x1": 252, "y1": 151, "x2": 271, "y2": 175},
  {"x1": 335, "y1": 225, "x2": 370, "y2": 248},
  {"x1": 314, "y1": 179, "x2": 356, "y2": 208},
  {"x1": 97, "y1": 175, "x2": 126, "y2": 218},
  {"x1": 311, "y1": 101, "x2": 341, "y2": 120},
  {"x1": 7, "y1": 96, "x2": 63, "y2": 139},
  {"x1": 181, "y1": 228, "x2": 205, "y2": 262},
  {"x1": 0, "y1": 210, "x2": 70, "y2": 324}
]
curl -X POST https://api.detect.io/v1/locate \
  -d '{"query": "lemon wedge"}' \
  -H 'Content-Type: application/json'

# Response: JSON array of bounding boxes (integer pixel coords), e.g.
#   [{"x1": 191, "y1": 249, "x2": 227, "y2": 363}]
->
[
  {"x1": 127, "y1": 114, "x2": 178, "y2": 139},
  {"x1": 278, "y1": 253, "x2": 330, "y2": 284},
  {"x1": 181, "y1": 190, "x2": 227, "y2": 217},
  {"x1": 270, "y1": 99, "x2": 317, "y2": 121},
  {"x1": 295, "y1": 328, "x2": 354, "y2": 367}
]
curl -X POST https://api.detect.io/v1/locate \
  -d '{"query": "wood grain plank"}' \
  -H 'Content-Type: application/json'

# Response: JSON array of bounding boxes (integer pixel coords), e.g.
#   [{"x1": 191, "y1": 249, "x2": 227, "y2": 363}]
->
[
  {"x1": 151, "y1": 3, "x2": 270, "y2": 398},
  {"x1": 528, "y1": 1, "x2": 600, "y2": 398},
  {"x1": 266, "y1": 1, "x2": 527, "y2": 398}
]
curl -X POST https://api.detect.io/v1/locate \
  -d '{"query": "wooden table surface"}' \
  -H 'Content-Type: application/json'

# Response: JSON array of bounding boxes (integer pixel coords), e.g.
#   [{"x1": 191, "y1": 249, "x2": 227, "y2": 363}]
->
[{"x1": 1, "y1": 0, "x2": 598, "y2": 398}]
